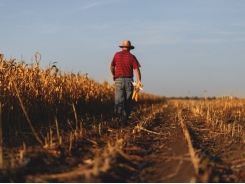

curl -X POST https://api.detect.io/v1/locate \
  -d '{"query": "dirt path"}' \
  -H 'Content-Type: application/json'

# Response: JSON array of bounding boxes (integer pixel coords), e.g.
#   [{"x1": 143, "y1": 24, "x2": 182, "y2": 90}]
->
[
  {"x1": 140, "y1": 118, "x2": 195, "y2": 182},
  {"x1": 100, "y1": 100, "x2": 245, "y2": 183},
  {"x1": 100, "y1": 102, "x2": 196, "y2": 183},
  {"x1": 1, "y1": 100, "x2": 245, "y2": 182}
]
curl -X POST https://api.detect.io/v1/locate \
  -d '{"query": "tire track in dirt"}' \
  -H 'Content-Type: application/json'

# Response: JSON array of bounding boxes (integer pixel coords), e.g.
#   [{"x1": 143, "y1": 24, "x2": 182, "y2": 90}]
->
[{"x1": 137, "y1": 104, "x2": 196, "y2": 183}]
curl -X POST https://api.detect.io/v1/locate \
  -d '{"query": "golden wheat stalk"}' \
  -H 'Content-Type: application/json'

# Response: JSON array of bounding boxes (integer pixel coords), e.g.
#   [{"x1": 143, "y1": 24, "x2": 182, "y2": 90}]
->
[{"x1": 13, "y1": 82, "x2": 43, "y2": 146}]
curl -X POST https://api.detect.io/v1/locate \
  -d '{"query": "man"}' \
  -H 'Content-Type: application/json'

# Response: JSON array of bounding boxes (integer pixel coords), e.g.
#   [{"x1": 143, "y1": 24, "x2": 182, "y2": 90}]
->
[{"x1": 110, "y1": 40, "x2": 141, "y2": 125}]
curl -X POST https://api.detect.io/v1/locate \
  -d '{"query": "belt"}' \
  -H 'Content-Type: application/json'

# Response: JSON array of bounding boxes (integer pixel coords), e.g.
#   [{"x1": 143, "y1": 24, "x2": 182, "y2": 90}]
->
[{"x1": 115, "y1": 76, "x2": 133, "y2": 79}]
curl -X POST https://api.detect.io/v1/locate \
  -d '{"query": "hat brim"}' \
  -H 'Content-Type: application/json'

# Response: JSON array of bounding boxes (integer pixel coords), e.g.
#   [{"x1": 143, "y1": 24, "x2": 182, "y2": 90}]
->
[{"x1": 119, "y1": 45, "x2": 135, "y2": 49}]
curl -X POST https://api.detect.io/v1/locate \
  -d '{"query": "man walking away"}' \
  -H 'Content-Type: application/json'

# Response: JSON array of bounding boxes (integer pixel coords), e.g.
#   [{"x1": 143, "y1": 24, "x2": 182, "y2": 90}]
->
[{"x1": 110, "y1": 40, "x2": 141, "y2": 126}]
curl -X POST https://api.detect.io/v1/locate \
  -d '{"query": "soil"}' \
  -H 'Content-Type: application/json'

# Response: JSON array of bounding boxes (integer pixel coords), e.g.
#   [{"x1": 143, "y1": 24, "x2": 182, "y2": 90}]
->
[{"x1": 1, "y1": 99, "x2": 245, "y2": 182}]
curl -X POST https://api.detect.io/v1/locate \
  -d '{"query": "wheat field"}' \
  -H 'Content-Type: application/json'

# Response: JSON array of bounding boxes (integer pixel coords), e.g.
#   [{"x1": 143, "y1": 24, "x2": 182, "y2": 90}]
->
[{"x1": 0, "y1": 54, "x2": 164, "y2": 145}]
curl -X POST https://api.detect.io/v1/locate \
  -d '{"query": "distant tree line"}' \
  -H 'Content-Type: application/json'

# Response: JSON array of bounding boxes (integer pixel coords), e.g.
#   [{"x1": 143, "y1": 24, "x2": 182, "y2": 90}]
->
[{"x1": 167, "y1": 96, "x2": 239, "y2": 100}]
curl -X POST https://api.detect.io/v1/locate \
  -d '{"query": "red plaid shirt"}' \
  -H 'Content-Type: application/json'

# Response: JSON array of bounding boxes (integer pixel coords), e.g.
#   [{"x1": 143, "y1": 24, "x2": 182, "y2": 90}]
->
[{"x1": 111, "y1": 50, "x2": 141, "y2": 77}]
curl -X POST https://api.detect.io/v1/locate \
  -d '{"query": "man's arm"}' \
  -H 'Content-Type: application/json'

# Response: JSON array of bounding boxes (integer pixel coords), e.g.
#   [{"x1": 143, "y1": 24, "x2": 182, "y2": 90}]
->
[
  {"x1": 134, "y1": 68, "x2": 141, "y2": 92},
  {"x1": 110, "y1": 66, "x2": 115, "y2": 81},
  {"x1": 134, "y1": 68, "x2": 141, "y2": 82}
]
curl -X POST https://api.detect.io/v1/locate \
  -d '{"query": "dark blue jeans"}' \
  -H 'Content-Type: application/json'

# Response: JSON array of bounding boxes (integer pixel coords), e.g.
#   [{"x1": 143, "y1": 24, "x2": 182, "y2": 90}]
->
[{"x1": 114, "y1": 77, "x2": 133, "y2": 117}]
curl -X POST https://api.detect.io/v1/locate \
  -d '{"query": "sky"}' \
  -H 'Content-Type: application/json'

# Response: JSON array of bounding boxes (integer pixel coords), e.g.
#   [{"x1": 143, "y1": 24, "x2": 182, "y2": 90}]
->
[{"x1": 1, "y1": 0, "x2": 245, "y2": 98}]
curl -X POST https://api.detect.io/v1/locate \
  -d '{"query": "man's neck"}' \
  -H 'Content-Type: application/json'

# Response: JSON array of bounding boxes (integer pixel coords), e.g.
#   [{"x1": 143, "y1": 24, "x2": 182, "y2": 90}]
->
[{"x1": 122, "y1": 48, "x2": 130, "y2": 52}]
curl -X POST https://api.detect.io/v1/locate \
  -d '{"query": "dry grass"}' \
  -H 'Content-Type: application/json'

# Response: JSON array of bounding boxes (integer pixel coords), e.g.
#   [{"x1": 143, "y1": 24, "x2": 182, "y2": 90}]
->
[{"x1": 174, "y1": 98, "x2": 245, "y2": 139}]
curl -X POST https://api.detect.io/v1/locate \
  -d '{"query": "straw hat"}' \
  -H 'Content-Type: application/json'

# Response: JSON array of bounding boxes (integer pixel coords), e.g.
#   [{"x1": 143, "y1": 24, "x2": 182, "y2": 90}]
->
[{"x1": 119, "y1": 40, "x2": 135, "y2": 49}]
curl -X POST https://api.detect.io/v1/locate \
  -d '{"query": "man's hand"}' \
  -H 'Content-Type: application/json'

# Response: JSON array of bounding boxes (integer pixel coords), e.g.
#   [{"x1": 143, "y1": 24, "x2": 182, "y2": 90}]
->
[
  {"x1": 132, "y1": 81, "x2": 143, "y2": 90},
  {"x1": 132, "y1": 81, "x2": 143, "y2": 101},
  {"x1": 135, "y1": 87, "x2": 140, "y2": 92}
]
